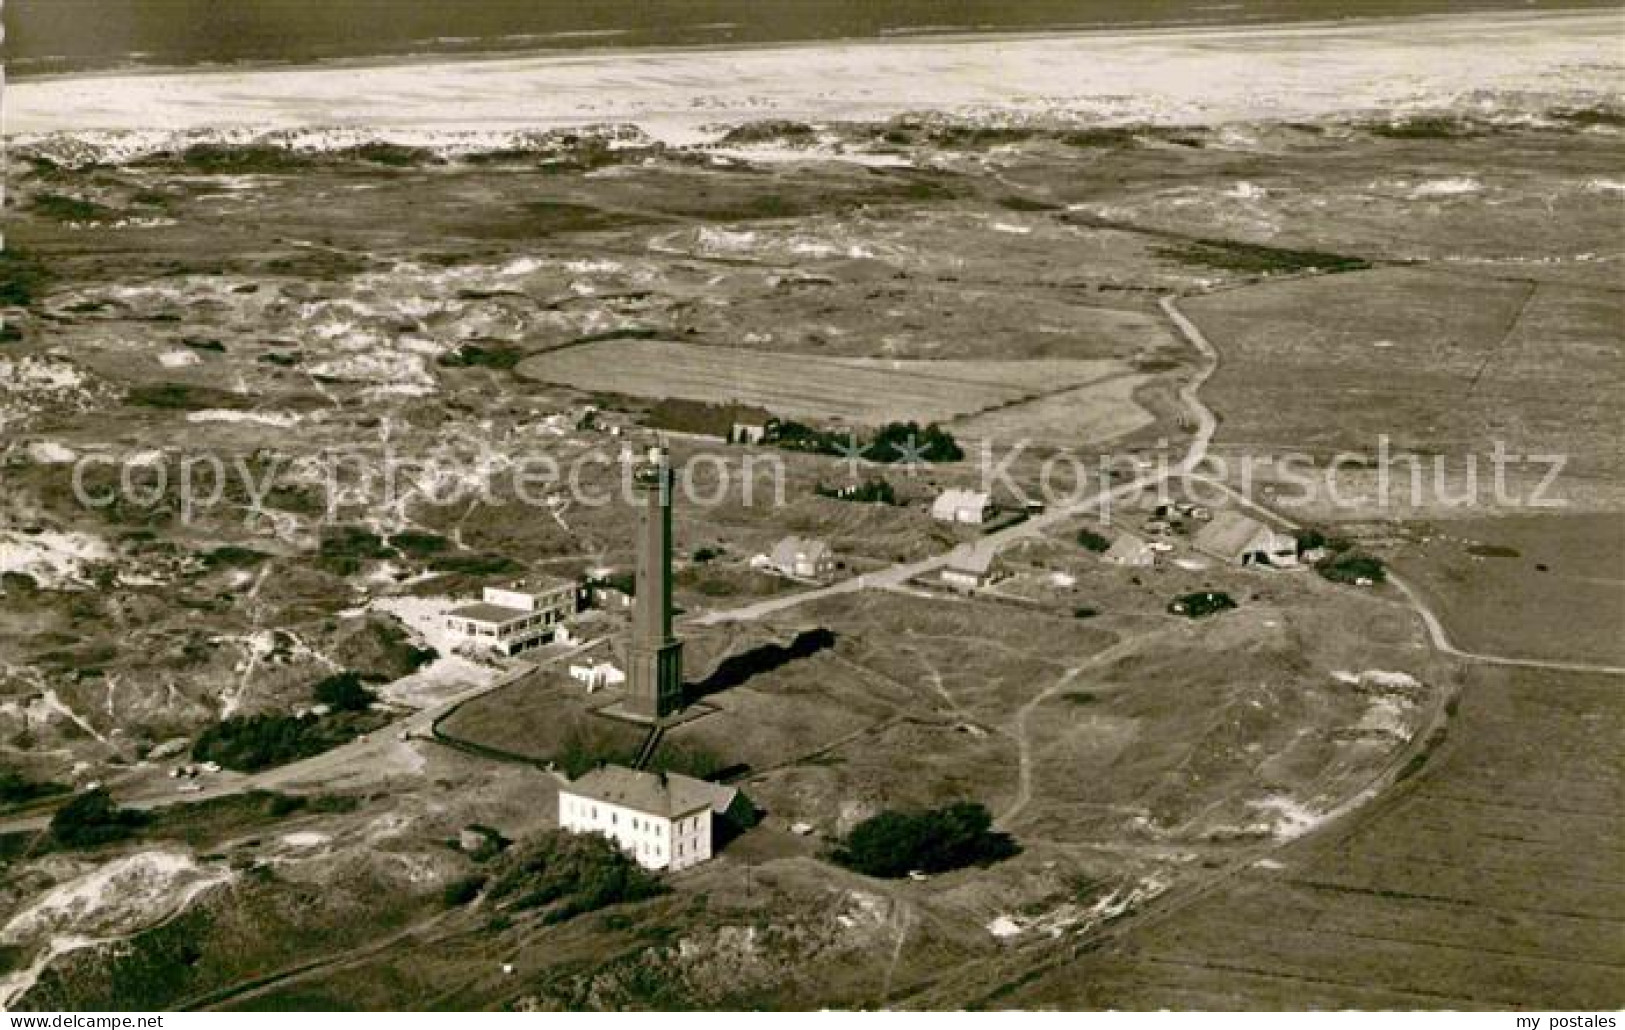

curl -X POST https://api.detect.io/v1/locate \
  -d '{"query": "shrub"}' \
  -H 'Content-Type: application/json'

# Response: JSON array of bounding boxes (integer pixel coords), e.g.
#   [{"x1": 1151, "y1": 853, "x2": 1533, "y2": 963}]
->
[
  {"x1": 1076, "y1": 528, "x2": 1111, "y2": 553},
  {"x1": 815, "y1": 479, "x2": 898, "y2": 505},
  {"x1": 831, "y1": 802, "x2": 1018, "y2": 879},
  {"x1": 30, "y1": 193, "x2": 115, "y2": 222},
  {"x1": 312, "y1": 671, "x2": 377, "y2": 713},
  {"x1": 0, "y1": 246, "x2": 51, "y2": 307},
  {"x1": 1316, "y1": 552, "x2": 1386, "y2": 585},
  {"x1": 192, "y1": 711, "x2": 378, "y2": 772},
  {"x1": 0, "y1": 769, "x2": 69, "y2": 807},
  {"x1": 50, "y1": 788, "x2": 150, "y2": 848},
  {"x1": 442, "y1": 874, "x2": 488, "y2": 907},
  {"x1": 1168, "y1": 591, "x2": 1237, "y2": 619},
  {"x1": 486, "y1": 830, "x2": 664, "y2": 922}
]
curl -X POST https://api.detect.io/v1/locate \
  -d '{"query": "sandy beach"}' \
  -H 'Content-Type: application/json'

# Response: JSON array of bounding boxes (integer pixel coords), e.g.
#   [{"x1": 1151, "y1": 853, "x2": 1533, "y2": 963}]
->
[{"x1": 5, "y1": 9, "x2": 1620, "y2": 142}]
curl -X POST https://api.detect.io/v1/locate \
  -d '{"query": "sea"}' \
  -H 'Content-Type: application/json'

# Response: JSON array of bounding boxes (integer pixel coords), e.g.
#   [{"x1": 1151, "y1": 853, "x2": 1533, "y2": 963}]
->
[{"x1": 6, "y1": 0, "x2": 1617, "y2": 79}]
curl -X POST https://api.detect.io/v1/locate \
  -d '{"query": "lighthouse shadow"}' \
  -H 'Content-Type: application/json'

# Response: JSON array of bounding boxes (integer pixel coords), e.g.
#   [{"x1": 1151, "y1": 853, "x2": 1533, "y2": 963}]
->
[{"x1": 685, "y1": 627, "x2": 837, "y2": 703}]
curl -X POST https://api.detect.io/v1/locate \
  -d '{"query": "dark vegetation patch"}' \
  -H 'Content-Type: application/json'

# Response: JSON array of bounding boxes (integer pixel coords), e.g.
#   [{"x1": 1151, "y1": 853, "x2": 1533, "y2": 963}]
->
[
  {"x1": 311, "y1": 671, "x2": 378, "y2": 713},
  {"x1": 191, "y1": 708, "x2": 389, "y2": 773},
  {"x1": 718, "y1": 120, "x2": 817, "y2": 145},
  {"x1": 197, "y1": 545, "x2": 271, "y2": 570},
  {"x1": 1466, "y1": 543, "x2": 1521, "y2": 559},
  {"x1": 156, "y1": 144, "x2": 317, "y2": 174},
  {"x1": 1076, "y1": 528, "x2": 1111, "y2": 553},
  {"x1": 182, "y1": 337, "x2": 225, "y2": 353},
  {"x1": 996, "y1": 195, "x2": 1061, "y2": 212},
  {"x1": 768, "y1": 420, "x2": 963, "y2": 464},
  {"x1": 0, "y1": 768, "x2": 70, "y2": 808},
  {"x1": 29, "y1": 193, "x2": 115, "y2": 222},
  {"x1": 437, "y1": 343, "x2": 525, "y2": 370},
  {"x1": 1073, "y1": 607, "x2": 1098, "y2": 619},
  {"x1": 124, "y1": 382, "x2": 251, "y2": 411},
  {"x1": 1364, "y1": 116, "x2": 1485, "y2": 139},
  {"x1": 831, "y1": 802, "x2": 1018, "y2": 878},
  {"x1": 0, "y1": 246, "x2": 50, "y2": 307},
  {"x1": 429, "y1": 552, "x2": 521, "y2": 576},
  {"x1": 1168, "y1": 591, "x2": 1237, "y2": 619},
  {"x1": 1315, "y1": 551, "x2": 1387, "y2": 585},
  {"x1": 50, "y1": 787, "x2": 150, "y2": 848},
  {"x1": 485, "y1": 829, "x2": 665, "y2": 924},
  {"x1": 337, "y1": 142, "x2": 440, "y2": 167},
  {"x1": 690, "y1": 628, "x2": 837, "y2": 699},
  {"x1": 517, "y1": 201, "x2": 654, "y2": 234},
  {"x1": 1550, "y1": 105, "x2": 1625, "y2": 129},
  {"x1": 1156, "y1": 237, "x2": 1370, "y2": 276}
]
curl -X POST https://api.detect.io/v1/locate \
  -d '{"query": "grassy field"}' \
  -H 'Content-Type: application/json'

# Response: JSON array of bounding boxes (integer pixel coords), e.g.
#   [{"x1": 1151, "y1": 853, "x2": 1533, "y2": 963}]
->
[
  {"x1": 518, "y1": 341, "x2": 1133, "y2": 429},
  {"x1": 1184, "y1": 266, "x2": 1625, "y2": 498},
  {"x1": 1391, "y1": 512, "x2": 1625, "y2": 665},
  {"x1": 981, "y1": 664, "x2": 1624, "y2": 1010}
]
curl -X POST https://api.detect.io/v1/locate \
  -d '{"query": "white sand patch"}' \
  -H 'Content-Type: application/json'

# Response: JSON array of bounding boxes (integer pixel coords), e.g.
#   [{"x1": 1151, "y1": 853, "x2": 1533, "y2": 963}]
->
[
  {"x1": 986, "y1": 915, "x2": 1023, "y2": 939},
  {"x1": 990, "y1": 222, "x2": 1033, "y2": 235},
  {"x1": 185, "y1": 410, "x2": 303, "y2": 427},
  {"x1": 368, "y1": 596, "x2": 498, "y2": 707},
  {"x1": 1049, "y1": 572, "x2": 1076, "y2": 588},
  {"x1": 25, "y1": 441, "x2": 78, "y2": 464},
  {"x1": 158, "y1": 349, "x2": 201, "y2": 368},
  {"x1": 0, "y1": 530, "x2": 111, "y2": 588},
  {"x1": 1173, "y1": 557, "x2": 1209, "y2": 572},
  {"x1": 1224, "y1": 181, "x2": 1267, "y2": 200},
  {"x1": 280, "y1": 831, "x2": 330, "y2": 849},
  {"x1": 1584, "y1": 178, "x2": 1625, "y2": 193},
  {"x1": 1, "y1": 851, "x2": 230, "y2": 946},
  {"x1": 1410, "y1": 177, "x2": 1482, "y2": 197},
  {"x1": 1251, "y1": 795, "x2": 1324, "y2": 840},
  {"x1": 1356, "y1": 694, "x2": 1415, "y2": 738}
]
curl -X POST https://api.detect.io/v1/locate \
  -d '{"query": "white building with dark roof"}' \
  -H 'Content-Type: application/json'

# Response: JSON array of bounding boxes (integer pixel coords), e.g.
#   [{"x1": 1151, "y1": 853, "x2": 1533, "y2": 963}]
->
[
  {"x1": 445, "y1": 575, "x2": 577, "y2": 657},
  {"x1": 558, "y1": 765, "x2": 741, "y2": 871}
]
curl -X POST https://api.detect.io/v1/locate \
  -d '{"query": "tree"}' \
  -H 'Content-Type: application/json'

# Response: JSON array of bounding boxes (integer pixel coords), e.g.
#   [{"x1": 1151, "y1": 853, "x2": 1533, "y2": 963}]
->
[
  {"x1": 312, "y1": 671, "x2": 376, "y2": 713},
  {"x1": 50, "y1": 788, "x2": 149, "y2": 848},
  {"x1": 1077, "y1": 528, "x2": 1111, "y2": 553},
  {"x1": 832, "y1": 802, "x2": 1018, "y2": 878}
]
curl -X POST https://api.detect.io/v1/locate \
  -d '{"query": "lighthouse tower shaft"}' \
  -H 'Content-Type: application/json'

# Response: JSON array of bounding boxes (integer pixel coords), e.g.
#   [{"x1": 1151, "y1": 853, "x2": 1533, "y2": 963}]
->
[{"x1": 627, "y1": 446, "x2": 683, "y2": 721}]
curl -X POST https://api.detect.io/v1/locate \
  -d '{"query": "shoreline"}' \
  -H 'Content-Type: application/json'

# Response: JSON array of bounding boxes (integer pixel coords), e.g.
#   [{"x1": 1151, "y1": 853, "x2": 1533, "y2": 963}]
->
[
  {"x1": 5, "y1": 7, "x2": 1609, "y2": 87},
  {"x1": 6, "y1": 8, "x2": 1620, "y2": 141}
]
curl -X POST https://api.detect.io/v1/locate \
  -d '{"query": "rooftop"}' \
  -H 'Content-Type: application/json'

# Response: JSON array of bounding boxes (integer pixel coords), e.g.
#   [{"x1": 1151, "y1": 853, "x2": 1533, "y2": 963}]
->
[
  {"x1": 563, "y1": 764, "x2": 736, "y2": 819},
  {"x1": 447, "y1": 602, "x2": 532, "y2": 625},
  {"x1": 1192, "y1": 510, "x2": 1275, "y2": 559}
]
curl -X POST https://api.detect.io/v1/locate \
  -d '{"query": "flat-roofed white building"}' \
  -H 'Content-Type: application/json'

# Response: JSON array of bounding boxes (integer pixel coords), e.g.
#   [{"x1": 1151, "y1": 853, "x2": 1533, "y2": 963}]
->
[
  {"x1": 445, "y1": 575, "x2": 577, "y2": 657},
  {"x1": 931, "y1": 488, "x2": 993, "y2": 525},
  {"x1": 559, "y1": 765, "x2": 738, "y2": 872}
]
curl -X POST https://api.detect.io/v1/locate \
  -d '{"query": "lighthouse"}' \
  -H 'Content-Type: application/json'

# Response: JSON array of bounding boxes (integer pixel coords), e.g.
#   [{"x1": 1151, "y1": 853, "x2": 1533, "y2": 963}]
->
[{"x1": 626, "y1": 442, "x2": 684, "y2": 721}]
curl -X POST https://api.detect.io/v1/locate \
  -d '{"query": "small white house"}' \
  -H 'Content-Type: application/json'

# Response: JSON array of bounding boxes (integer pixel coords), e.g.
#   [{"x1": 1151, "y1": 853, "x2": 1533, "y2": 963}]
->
[
  {"x1": 559, "y1": 765, "x2": 737, "y2": 872},
  {"x1": 941, "y1": 544, "x2": 999, "y2": 591},
  {"x1": 569, "y1": 660, "x2": 626, "y2": 692},
  {"x1": 931, "y1": 488, "x2": 993, "y2": 525},
  {"x1": 1103, "y1": 532, "x2": 1157, "y2": 567},
  {"x1": 445, "y1": 575, "x2": 577, "y2": 657},
  {"x1": 770, "y1": 536, "x2": 834, "y2": 579}
]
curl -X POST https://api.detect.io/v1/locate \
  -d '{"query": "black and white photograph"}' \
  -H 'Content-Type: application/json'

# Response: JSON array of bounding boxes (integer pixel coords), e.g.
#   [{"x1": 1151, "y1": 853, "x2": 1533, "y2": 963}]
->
[{"x1": 0, "y1": 0, "x2": 1620, "y2": 1016}]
